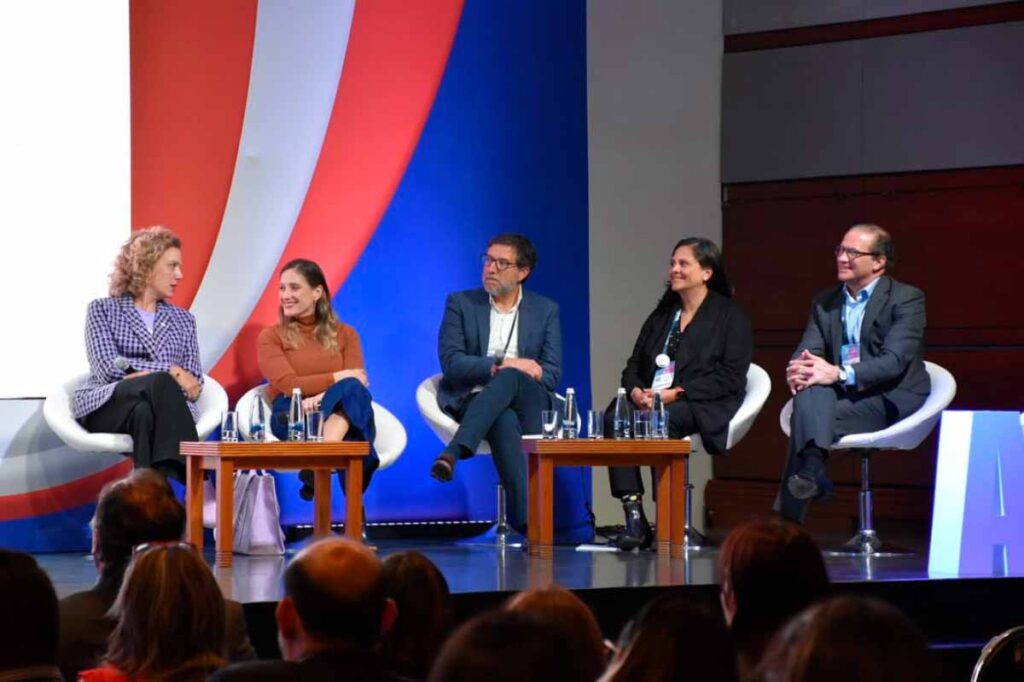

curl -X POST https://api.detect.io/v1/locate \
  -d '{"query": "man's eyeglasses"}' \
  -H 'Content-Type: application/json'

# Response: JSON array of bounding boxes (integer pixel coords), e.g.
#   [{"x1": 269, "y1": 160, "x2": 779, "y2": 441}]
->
[
  {"x1": 481, "y1": 255, "x2": 520, "y2": 272},
  {"x1": 834, "y1": 246, "x2": 879, "y2": 261},
  {"x1": 132, "y1": 540, "x2": 196, "y2": 557}
]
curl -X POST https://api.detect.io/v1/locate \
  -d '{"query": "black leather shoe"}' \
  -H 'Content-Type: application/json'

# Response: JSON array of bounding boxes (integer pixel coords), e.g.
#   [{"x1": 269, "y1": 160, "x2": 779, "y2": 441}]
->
[
  {"x1": 430, "y1": 452, "x2": 455, "y2": 483},
  {"x1": 298, "y1": 469, "x2": 315, "y2": 501},
  {"x1": 617, "y1": 496, "x2": 653, "y2": 551},
  {"x1": 786, "y1": 449, "x2": 830, "y2": 501}
]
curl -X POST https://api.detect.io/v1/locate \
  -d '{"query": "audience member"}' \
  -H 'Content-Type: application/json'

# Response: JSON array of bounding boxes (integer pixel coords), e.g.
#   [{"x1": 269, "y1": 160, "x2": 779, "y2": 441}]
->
[
  {"x1": 0, "y1": 549, "x2": 62, "y2": 681},
  {"x1": 718, "y1": 519, "x2": 830, "y2": 677},
  {"x1": 428, "y1": 610, "x2": 580, "y2": 682},
  {"x1": 79, "y1": 542, "x2": 226, "y2": 681},
  {"x1": 58, "y1": 470, "x2": 255, "y2": 680},
  {"x1": 505, "y1": 586, "x2": 607, "y2": 681},
  {"x1": 600, "y1": 595, "x2": 738, "y2": 682},
  {"x1": 379, "y1": 551, "x2": 454, "y2": 680},
  {"x1": 753, "y1": 596, "x2": 938, "y2": 682},
  {"x1": 210, "y1": 537, "x2": 399, "y2": 681}
]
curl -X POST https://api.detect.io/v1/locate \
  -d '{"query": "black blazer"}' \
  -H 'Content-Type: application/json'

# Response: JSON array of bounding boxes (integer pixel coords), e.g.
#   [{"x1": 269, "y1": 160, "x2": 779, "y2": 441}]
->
[
  {"x1": 793, "y1": 275, "x2": 929, "y2": 415},
  {"x1": 621, "y1": 290, "x2": 752, "y2": 454}
]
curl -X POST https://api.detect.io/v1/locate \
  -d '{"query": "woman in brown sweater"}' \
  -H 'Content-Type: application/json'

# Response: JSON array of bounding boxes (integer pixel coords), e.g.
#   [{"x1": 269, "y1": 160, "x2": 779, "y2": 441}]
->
[{"x1": 257, "y1": 259, "x2": 378, "y2": 495}]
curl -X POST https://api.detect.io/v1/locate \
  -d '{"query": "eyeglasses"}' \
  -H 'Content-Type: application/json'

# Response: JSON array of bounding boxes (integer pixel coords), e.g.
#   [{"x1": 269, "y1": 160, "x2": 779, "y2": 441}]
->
[
  {"x1": 132, "y1": 540, "x2": 196, "y2": 557},
  {"x1": 481, "y1": 255, "x2": 520, "y2": 272},
  {"x1": 834, "y1": 246, "x2": 879, "y2": 260}
]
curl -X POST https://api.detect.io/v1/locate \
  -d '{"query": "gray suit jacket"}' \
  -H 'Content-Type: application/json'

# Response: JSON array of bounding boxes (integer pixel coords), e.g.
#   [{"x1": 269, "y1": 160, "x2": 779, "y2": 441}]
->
[
  {"x1": 436, "y1": 288, "x2": 562, "y2": 416},
  {"x1": 793, "y1": 275, "x2": 930, "y2": 413}
]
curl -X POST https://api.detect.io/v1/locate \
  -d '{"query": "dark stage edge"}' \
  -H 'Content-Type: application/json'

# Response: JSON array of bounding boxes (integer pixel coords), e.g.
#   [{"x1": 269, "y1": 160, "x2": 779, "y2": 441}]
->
[{"x1": 37, "y1": 540, "x2": 1023, "y2": 679}]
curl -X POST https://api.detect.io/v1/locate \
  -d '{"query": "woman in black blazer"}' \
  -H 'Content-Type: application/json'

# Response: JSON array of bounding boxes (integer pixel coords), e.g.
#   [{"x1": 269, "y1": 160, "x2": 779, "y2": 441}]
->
[{"x1": 605, "y1": 237, "x2": 752, "y2": 550}]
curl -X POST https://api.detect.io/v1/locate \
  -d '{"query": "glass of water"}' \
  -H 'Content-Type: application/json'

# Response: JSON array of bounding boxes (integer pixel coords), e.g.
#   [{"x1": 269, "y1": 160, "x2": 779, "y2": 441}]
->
[
  {"x1": 586, "y1": 410, "x2": 604, "y2": 439},
  {"x1": 221, "y1": 410, "x2": 238, "y2": 443},
  {"x1": 248, "y1": 397, "x2": 266, "y2": 442},
  {"x1": 541, "y1": 410, "x2": 560, "y2": 439},
  {"x1": 306, "y1": 411, "x2": 324, "y2": 442},
  {"x1": 632, "y1": 410, "x2": 652, "y2": 440}
]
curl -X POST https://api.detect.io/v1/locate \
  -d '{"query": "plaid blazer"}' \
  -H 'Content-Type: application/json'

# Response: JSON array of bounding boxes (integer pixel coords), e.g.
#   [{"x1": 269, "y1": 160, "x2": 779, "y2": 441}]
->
[{"x1": 73, "y1": 296, "x2": 204, "y2": 420}]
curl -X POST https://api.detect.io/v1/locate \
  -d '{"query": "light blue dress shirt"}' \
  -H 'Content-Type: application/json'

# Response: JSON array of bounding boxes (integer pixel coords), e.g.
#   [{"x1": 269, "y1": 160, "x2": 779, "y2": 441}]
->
[{"x1": 841, "y1": 277, "x2": 881, "y2": 386}]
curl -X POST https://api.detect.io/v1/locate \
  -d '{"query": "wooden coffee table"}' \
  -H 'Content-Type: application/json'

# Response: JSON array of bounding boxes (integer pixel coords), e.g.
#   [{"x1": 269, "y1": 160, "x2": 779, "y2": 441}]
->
[
  {"x1": 181, "y1": 441, "x2": 369, "y2": 567},
  {"x1": 522, "y1": 438, "x2": 691, "y2": 557}
]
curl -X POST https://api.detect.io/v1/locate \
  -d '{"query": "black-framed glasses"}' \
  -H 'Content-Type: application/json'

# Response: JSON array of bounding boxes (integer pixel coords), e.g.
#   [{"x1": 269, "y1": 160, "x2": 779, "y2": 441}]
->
[
  {"x1": 834, "y1": 246, "x2": 878, "y2": 260},
  {"x1": 132, "y1": 540, "x2": 196, "y2": 558},
  {"x1": 481, "y1": 254, "x2": 520, "y2": 272}
]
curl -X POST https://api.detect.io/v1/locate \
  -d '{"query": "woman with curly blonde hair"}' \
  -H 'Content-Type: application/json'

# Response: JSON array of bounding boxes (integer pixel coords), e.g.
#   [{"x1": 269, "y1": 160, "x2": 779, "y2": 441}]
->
[
  {"x1": 73, "y1": 227, "x2": 203, "y2": 481},
  {"x1": 257, "y1": 259, "x2": 378, "y2": 498}
]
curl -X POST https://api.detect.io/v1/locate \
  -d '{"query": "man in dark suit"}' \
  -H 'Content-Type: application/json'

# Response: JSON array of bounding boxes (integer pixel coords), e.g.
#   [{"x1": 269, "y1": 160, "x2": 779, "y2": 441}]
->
[
  {"x1": 58, "y1": 469, "x2": 255, "y2": 681},
  {"x1": 210, "y1": 538, "x2": 400, "y2": 682},
  {"x1": 778, "y1": 224, "x2": 929, "y2": 523},
  {"x1": 430, "y1": 233, "x2": 562, "y2": 534}
]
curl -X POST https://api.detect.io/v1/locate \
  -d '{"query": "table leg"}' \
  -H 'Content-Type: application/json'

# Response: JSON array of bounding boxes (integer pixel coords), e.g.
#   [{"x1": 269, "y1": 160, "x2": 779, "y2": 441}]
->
[
  {"x1": 527, "y1": 451, "x2": 540, "y2": 550},
  {"x1": 655, "y1": 463, "x2": 671, "y2": 556},
  {"x1": 344, "y1": 461, "x2": 363, "y2": 542},
  {"x1": 216, "y1": 460, "x2": 234, "y2": 567},
  {"x1": 313, "y1": 469, "x2": 332, "y2": 538},
  {"x1": 671, "y1": 455, "x2": 687, "y2": 557},
  {"x1": 539, "y1": 457, "x2": 554, "y2": 549},
  {"x1": 185, "y1": 456, "x2": 204, "y2": 549}
]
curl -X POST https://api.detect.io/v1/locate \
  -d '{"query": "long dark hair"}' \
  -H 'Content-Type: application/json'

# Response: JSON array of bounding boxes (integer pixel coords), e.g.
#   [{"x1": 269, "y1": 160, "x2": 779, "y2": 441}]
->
[
  {"x1": 278, "y1": 258, "x2": 341, "y2": 353},
  {"x1": 655, "y1": 237, "x2": 733, "y2": 312}
]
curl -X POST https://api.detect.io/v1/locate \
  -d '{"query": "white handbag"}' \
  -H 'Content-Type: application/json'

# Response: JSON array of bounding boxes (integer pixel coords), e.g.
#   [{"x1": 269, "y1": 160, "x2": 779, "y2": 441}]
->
[{"x1": 231, "y1": 470, "x2": 286, "y2": 555}]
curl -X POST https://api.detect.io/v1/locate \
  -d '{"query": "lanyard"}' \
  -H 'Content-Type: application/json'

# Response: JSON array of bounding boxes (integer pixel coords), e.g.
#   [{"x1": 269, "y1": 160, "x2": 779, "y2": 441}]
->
[
  {"x1": 661, "y1": 309, "x2": 682, "y2": 356},
  {"x1": 500, "y1": 309, "x2": 519, "y2": 358}
]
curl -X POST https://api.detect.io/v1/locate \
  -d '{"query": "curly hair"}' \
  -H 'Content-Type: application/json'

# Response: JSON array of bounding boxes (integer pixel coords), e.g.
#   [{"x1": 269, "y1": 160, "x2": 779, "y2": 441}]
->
[{"x1": 109, "y1": 226, "x2": 182, "y2": 298}]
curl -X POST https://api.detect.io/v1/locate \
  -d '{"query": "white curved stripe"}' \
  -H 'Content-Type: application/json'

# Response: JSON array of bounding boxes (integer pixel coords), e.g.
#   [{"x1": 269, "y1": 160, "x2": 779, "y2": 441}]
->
[{"x1": 192, "y1": 0, "x2": 356, "y2": 370}]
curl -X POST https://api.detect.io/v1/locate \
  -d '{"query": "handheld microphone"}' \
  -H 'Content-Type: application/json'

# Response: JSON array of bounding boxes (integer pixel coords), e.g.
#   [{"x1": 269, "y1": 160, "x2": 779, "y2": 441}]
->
[{"x1": 113, "y1": 356, "x2": 138, "y2": 374}]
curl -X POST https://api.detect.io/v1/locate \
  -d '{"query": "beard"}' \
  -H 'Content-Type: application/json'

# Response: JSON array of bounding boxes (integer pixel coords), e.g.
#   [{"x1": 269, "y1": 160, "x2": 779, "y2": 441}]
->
[{"x1": 484, "y1": 278, "x2": 516, "y2": 298}]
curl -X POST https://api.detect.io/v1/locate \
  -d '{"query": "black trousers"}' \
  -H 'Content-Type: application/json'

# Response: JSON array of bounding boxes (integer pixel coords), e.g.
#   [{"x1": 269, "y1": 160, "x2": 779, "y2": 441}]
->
[
  {"x1": 80, "y1": 372, "x2": 197, "y2": 477},
  {"x1": 775, "y1": 384, "x2": 923, "y2": 522},
  {"x1": 445, "y1": 368, "x2": 554, "y2": 530},
  {"x1": 605, "y1": 397, "x2": 699, "y2": 499}
]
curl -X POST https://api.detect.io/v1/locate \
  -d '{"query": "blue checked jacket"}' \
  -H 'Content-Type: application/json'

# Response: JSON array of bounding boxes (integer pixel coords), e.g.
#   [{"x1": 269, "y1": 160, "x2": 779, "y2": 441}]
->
[{"x1": 73, "y1": 296, "x2": 204, "y2": 420}]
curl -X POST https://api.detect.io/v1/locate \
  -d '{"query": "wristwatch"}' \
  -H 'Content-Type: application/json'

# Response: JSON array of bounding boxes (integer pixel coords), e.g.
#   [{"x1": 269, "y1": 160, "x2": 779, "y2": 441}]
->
[{"x1": 837, "y1": 367, "x2": 848, "y2": 384}]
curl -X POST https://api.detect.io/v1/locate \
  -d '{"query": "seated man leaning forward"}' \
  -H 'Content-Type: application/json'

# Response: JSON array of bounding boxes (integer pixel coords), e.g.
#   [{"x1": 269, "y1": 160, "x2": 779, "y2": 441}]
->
[
  {"x1": 430, "y1": 233, "x2": 561, "y2": 534},
  {"x1": 778, "y1": 224, "x2": 929, "y2": 523}
]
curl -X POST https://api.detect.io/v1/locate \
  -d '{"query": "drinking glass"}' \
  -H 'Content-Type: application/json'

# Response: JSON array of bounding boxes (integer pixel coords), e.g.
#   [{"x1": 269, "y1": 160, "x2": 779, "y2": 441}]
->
[
  {"x1": 586, "y1": 410, "x2": 605, "y2": 439},
  {"x1": 632, "y1": 410, "x2": 652, "y2": 440},
  {"x1": 220, "y1": 411, "x2": 238, "y2": 443},
  {"x1": 541, "y1": 410, "x2": 560, "y2": 439},
  {"x1": 306, "y1": 411, "x2": 324, "y2": 442},
  {"x1": 248, "y1": 397, "x2": 266, "y2": 442}
]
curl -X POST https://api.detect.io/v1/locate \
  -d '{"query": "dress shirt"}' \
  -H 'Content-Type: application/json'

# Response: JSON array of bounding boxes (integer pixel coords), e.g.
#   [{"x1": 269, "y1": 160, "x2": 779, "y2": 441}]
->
[
  {"x1": 841, "y1": 276, "x2": 881, "y2": 386},
  {"x1": 486, "y1": 286, "x2": 522, "y2": 360}
]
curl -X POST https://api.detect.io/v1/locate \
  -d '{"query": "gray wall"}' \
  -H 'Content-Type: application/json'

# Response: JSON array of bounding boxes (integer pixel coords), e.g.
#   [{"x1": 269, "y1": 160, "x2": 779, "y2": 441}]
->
[
  {"x1": 722, "y1": 21, "x2": 1024, "y2": 183},
  {"x1": 587, "y1": 0, "x2": 723, "y2": 528}
]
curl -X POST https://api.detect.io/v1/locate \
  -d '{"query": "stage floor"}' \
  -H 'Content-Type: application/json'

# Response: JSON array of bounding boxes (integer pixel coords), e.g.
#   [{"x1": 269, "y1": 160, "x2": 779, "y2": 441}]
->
[{"x1": 35, "y1": 538, "x2": 1019, "y2": 603}]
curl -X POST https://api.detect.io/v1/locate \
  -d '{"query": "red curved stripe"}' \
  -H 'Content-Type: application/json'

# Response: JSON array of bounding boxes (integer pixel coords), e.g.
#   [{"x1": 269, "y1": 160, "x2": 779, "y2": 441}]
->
[
  {"x1": 130, "y1": 0, "x2": 258, "y2": 309},
  {"x1": 0, "y1": 460, "x2": 133, "y2": 522},
  {"x1": 211, "y1": 0, "x2": 465, "y2": 398}
]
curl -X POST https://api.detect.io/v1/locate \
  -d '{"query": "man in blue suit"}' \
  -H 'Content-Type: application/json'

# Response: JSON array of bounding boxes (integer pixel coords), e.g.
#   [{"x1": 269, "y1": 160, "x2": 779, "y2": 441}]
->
[
  {"x1": 431, "y1": 233, "x2": 562, "y2": 532},
  {"x1": 778, "y1": 224, "x2": 930, "y2": 523}
]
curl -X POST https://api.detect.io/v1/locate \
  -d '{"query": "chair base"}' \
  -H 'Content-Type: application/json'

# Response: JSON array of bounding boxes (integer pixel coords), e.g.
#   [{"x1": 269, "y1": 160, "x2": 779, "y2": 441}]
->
[{"x1": 823, "y1": 529, "x2": 912, "y2": 557}]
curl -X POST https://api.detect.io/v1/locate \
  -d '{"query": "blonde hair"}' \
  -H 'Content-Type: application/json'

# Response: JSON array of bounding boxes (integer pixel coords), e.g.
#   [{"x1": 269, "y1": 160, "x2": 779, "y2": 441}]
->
[
  {"x1": 278, "y1": 259, "x2": 340, "y2": 354},
  {"x1": 109, "y1": 226, "x2": 181, "y2": 298}
]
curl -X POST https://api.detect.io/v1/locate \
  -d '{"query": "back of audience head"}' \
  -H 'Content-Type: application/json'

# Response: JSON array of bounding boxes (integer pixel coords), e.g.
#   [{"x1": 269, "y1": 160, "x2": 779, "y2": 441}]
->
[
  {"x1": 754, "y1": 596, "x2": 937, "y2": 682},
  {"x1": 718, "y1": 519, "x2": 829, "y2": 671},
  {"x1": 92, "y1": 469, "x2": 185, "y2": 583},
  {"x1": 429, "y1": 609, "x2": 582, "y2": 682},
  {"x1": 278, "y1": 537, "x2": 396, "y2": 660},
  {"x1": 601, "y1": 595, "x2": 738, "y2": 682},
  {"x1": 106, "y1": 543, "x2": 226, "y2": 680},
  {"x1": 379, "y1": 550, "x2": 454, "y2": 678},
  {"x1": 0, "y1": 549, "x2": 59, "y2": 674},
  {"x1": 505, "y1": 586, "x2": 607, "y2": 681}
]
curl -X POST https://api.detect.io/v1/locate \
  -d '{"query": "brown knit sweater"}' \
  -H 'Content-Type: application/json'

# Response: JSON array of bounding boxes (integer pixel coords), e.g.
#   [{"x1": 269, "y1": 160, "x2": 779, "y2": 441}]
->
[{"x1": 257, "y1": 315, "x2": 365, "y2": 401}]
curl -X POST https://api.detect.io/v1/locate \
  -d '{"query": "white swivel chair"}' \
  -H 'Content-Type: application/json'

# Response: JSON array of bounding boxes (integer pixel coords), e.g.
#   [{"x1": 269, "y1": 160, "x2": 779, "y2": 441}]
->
[
  {"x1": 780, "y1": 361, "x2": 956, "y2": 555},
  {"x1": 682, "y1": 362, "x2": 772, "y2": 549},
  {"x1": 235, "y1": 385, "x2": 407, "y2": 470},
  {"x1": 44, "y1": 371, "x2": 228, "y2": 454}
]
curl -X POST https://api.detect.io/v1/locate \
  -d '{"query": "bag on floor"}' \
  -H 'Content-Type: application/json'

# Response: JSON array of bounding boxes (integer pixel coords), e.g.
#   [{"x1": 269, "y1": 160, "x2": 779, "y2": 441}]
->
[{"x1": 233, "y1": 470, "x2": 286, "y2": 555}]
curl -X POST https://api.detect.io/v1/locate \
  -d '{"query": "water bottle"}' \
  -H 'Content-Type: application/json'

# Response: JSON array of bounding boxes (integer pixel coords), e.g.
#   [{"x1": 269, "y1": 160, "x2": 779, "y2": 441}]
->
[
  {"x1": 652, "y1": 391, "x2": 668, "y2": 439},
  {"x1": 288, "y1": 388, "x2": 305, "y2": 441},
  {"x1": 613, "y1": 387, "x2": 631, "y2": 439},
  {"x1": 562, "y1": 388, "x2": 578, "y2": 439}
]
